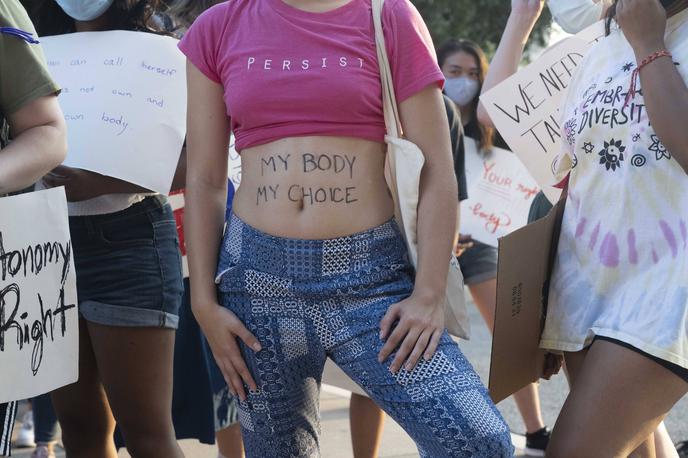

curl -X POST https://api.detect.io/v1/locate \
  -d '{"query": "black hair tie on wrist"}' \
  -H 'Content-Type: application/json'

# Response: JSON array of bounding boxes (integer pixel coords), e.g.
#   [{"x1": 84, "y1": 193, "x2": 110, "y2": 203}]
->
[{"x1": 0, "y1": 27, "x2": 40, "y2": 44}]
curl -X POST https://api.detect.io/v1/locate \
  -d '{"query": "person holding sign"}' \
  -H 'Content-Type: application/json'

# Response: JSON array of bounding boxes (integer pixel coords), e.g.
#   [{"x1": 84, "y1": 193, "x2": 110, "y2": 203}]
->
[
  {"x1": 0, "y1": 1, "x2": 66, "y2": 196},
  {"x1": 180, "y1": 0, "x2": 514, "y2": 456},
  {"x1": 480, "y1": 2, "x2": 684, "y2": 457},
  {"x1": 438, "y1": 36, "x2": 552, "y2": 456},
  {"x1": 24, "y1": 1, "x2": 185, "y2": 457},
  {"x1": 527, "y1": 0, "x2": 688, "y2": 456},
  {"x1": 0, "y1": 0, "x2": 67, "y2": 455}
]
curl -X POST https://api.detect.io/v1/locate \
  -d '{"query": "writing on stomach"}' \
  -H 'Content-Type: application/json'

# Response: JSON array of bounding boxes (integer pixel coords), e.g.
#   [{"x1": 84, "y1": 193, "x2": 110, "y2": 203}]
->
[{"x1": 234, "y1": 139, "x2": 394, "y2": 237}]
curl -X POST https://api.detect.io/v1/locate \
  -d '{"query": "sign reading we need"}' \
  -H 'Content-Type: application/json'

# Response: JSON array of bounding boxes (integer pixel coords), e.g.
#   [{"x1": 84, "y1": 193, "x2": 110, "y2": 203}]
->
[
  {"x1": 41, "y1": 31, "x2": 186, "y2": 194},
  {"x1": 0, "y1": 188, "x2": 78, "y2": 403},
  {"x1": 481, "y1": 37, "x2": 590, "y2": 202},
  {"x1": 460, "y1": 138, "x2": 540, "y2": 247}
]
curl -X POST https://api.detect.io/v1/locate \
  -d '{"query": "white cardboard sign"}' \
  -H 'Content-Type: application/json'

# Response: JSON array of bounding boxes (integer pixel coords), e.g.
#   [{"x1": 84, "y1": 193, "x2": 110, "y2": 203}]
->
[
  {"x1": 0, "y1": 188, "x2": 79, "y2": 403},
  {"x1": 41, "y1": 31, "x2": 186, "y2": 194},
  {"x1": 480, "y1": 37, "x2": 590, "y2": 202},
  {"x1": 460, "y1": 138, "x2": 540, "y2": 247}
]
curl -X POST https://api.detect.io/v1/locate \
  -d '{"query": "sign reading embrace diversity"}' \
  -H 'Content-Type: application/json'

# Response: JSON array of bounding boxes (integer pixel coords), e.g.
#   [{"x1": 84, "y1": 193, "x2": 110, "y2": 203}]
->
[
  {"x1": 460, "y1": 138, "x2": 540, "y2": 247},
  {"x1": 40, "y1": 31, "x2": 186, "y2": 194},
  {"x1": 0, "y1": 188, "x2": 78, "y2": 403}
]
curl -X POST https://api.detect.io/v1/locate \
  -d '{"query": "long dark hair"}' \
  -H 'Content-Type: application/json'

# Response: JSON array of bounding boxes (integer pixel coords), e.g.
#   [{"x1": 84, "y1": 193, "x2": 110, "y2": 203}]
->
[
  {"x1": 164, "y1": 0, "x2": 220, "y2": 30},
  {"x1": 437, "y1": 39, "x2": 494, "y2": 153},
  {"x1": 605, "y1": 1, "x2": 618, "y2": 36},
  {"x1": 21, "y1": 0, "x2": 167, "y2": 36}
]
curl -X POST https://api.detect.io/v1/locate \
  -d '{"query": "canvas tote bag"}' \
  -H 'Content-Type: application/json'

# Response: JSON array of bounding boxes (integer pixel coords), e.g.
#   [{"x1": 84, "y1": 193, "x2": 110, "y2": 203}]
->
[{"x1": 371, "y1": 0, "x2": 470, "y2": 339}]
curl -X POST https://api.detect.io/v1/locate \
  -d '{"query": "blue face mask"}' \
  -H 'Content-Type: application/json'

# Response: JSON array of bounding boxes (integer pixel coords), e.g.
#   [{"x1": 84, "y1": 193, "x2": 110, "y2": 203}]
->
[
  {"x1": 444, "y1": 77, "x2": 480, "y2": 107},
  {"x1": 55, "y1": 0, "x2": 115, "y2": 21}
]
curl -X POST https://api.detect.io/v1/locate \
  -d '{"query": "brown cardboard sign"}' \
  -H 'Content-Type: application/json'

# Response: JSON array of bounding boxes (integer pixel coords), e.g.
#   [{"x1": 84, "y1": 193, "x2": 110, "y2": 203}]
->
[{"x1": 489, "y1": 199, "x2": 565, "y2": 404}]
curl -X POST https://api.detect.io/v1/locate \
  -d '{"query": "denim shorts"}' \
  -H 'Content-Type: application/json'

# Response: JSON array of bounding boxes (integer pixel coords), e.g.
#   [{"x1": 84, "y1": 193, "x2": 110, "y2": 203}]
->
[
  {"x1": 457, "y1": 240, "x2": 498, "y2": 285},
  {"x1": 69, "y1": 195, "x2": 184, "y2": 329}
]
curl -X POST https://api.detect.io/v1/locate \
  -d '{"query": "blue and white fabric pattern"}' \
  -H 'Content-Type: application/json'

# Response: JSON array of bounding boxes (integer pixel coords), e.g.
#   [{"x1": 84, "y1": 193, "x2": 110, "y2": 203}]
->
[{"x1": 214, "y1": 214, "x2": 513, "y2": 458}]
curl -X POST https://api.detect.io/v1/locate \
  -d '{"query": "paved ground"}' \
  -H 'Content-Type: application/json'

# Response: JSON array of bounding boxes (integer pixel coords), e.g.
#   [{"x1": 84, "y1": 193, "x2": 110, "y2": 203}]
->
[{"x1": 11, "y1": 301, "x2": 688, "y2": 457}]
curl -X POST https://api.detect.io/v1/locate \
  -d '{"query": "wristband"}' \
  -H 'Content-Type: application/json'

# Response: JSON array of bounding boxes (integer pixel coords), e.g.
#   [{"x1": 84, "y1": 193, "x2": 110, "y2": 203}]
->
[
  {"x1": 624, "y1": 50, "x2": 672, "y2": 108},
  {"x1": 0, "y1": 27, "x2": 39, "y2": 44}
]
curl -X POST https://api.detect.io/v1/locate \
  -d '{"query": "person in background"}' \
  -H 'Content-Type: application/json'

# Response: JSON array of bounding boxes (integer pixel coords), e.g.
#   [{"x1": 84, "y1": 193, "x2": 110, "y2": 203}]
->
[
  {"x1": 29, "y1": 395, "x2": 59, "y2": 458},
  {"x1": 438, "y1": 35, "x2": 551, "y2": 456},
  {"x1": 480, "y1": 1, "x2": 682, "y2": 456},
  {"x1": 0, "y1": 0, "x2": 67, "y2": 455},
  {"x1": 23, "y1": 1, "x2": 185, "y2": 457}
]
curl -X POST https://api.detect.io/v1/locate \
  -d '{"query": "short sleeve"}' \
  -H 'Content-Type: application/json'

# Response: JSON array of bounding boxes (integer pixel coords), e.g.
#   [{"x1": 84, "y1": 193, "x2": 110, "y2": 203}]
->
[
  {"x1": 0, "y1": 0, "x2": 60, "y2": 118},
  {"x1": 382, "y1": 0, "x2": 444, "y2": 103},
  {"x1": 444, "y1": 95, "x2": 468, "y2": 201},
  {"x1": 177, "y1": 4, "x2": 225, "y2": 84}
]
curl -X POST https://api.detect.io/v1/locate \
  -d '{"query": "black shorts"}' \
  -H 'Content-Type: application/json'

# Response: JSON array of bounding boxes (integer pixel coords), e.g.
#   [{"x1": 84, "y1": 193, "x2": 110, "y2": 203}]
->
[{"x1": 594, "y1": 336, "x2": 688, "y2": 383}]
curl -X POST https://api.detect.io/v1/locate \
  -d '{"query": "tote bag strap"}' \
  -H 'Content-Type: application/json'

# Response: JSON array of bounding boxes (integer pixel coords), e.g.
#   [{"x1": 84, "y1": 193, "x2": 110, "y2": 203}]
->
[
  {"x1": 371, "y1": 0, "x2": 402, "y2": 139},
  {"x1": 372, "y1": 0, "x2": 406, "y2": 236}
]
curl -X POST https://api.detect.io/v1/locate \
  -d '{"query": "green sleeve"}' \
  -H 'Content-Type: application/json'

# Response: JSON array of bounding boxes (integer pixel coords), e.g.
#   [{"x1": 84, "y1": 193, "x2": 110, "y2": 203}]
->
[{"x1": 0, "y1": 0, "x2": 60, "y2": 119}]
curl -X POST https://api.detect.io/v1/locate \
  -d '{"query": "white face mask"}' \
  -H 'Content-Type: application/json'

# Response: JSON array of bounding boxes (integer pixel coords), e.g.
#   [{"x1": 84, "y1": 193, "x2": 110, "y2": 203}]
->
[
  {"x1": 55, "y1": 0, "x2": 115, "y2": 21},
  {"x1": 548, "y1": 0, "x2": 604, "y2": 34},
  {"x1": 444, "y1": 77, "x2": 480, "y2": 107}
]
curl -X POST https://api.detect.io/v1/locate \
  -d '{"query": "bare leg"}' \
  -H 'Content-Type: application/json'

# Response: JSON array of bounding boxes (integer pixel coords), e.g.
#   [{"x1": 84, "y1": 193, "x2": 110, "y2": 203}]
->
[
  {"x1": 563, "y1": 347, "x2": 675, "y2": 458},
  {"x1": 216, "y1": 423, "x2": 244, "y2": 458},
  {"x1": 349, "y1": 393, "x2": 385, "y2": 458},
  {"x1": 469, "y1": 279, "x2": 546, "y2": 433},
  {"x1": 655, "y1": 422, "x2": 679, "y2": 458},
  {"x1": 630, "y1": 436, "x2": 657, "y2": 458},
  {"x1": 50, "y1": 319, "x2": 118, "y2": 458},
  {"x1": 548, "y1": 340, "x2": 688, "y2": 457},
  {"x1": 87, "y1": 322, "x2": 184, "y2": 458}
]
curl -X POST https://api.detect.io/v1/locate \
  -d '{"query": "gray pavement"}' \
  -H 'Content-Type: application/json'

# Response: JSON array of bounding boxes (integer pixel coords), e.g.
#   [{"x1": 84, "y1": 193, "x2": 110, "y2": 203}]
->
[{"x1": 11, "y1": 300, "x2": 688, "y2": 457}]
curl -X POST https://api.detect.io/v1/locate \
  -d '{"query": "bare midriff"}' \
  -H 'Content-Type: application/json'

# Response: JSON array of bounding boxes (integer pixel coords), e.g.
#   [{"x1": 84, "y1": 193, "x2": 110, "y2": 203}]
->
[{"x1": 233, "y1": 136, "x2": 394, "y2": 239}]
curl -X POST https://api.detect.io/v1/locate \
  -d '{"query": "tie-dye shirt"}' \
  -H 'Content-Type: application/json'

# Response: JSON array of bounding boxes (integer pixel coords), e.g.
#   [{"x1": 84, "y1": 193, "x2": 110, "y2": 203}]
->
[{"x1": 541, "y1": 9, "x2": 688, "y2": 370}]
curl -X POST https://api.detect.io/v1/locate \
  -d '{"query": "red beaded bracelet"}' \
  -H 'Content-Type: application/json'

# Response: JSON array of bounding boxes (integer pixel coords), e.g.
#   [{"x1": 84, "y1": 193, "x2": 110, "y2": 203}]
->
[{"x1": 624, "y1": 50, "x2": 673, "y2": 107}]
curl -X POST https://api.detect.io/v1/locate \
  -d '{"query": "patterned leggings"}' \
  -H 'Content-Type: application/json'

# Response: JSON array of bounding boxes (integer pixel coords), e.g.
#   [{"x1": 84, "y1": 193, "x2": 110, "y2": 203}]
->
[{"x1": 216, "y1": 215, "x2": 513, "y2": 458}]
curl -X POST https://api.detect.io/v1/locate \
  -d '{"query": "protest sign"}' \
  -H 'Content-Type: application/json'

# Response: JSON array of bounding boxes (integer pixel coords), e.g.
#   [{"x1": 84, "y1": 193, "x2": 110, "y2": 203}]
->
[
  {"x1": 480, "y1": 37, "x2": 589, "y2": 202},
  {"x1": 41, "y1": 31, "x2": 186, "y2": 194},
  {"x1": 490, "y1": 198, "x2": 565, "y2": 404},
  {"x1": 460, "y1": 138, "x2": 540, "y2": 247},
  {"x1": 0, "y1": 188, "x2": 78, "y2": 403}
]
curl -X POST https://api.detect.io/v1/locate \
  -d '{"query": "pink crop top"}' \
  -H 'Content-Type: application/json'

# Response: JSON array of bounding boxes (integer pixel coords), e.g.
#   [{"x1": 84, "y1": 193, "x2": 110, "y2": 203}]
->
[{"x1": 178, "y1": 0, "x2": 444, "y2": 152}]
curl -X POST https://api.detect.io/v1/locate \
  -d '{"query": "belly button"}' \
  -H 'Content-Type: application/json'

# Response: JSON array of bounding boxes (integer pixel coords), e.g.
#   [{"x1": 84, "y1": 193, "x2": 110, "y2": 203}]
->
[{"x1": 298, "y1": 190, "x2": 305, "y2": 211}]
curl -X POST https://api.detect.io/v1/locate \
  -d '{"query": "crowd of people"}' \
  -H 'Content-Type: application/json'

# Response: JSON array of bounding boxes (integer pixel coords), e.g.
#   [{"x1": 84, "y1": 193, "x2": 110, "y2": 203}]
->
[{"x1": 1, "y1": 0, "x2": 687, "y2": 457}]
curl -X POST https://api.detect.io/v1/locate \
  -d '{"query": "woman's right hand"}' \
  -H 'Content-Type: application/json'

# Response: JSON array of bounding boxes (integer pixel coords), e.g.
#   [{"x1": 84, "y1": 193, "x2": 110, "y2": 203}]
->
[
  {"x1": 454, "y1": 234, "x2": 474, "y2": 257},
  {"x1": 194, "y1": 303, "x2": 262, "y2": 401}
]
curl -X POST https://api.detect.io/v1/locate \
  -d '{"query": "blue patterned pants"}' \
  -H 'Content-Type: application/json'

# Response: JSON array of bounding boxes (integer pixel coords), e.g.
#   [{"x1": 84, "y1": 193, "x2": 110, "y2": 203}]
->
[{"x1": 216, "y1": 215, "x2": 513, "y2": 458}]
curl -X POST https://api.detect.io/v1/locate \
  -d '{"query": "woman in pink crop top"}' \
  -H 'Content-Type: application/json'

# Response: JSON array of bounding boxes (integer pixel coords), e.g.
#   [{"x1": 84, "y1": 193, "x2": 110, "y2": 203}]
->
[{"x1": 180, "y1": 0, "x2": 513, "y2": 456}]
